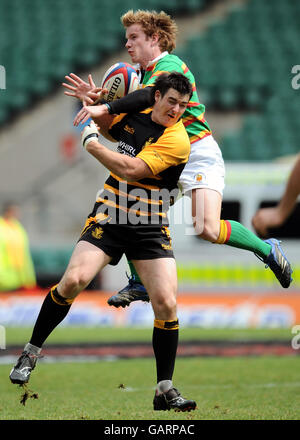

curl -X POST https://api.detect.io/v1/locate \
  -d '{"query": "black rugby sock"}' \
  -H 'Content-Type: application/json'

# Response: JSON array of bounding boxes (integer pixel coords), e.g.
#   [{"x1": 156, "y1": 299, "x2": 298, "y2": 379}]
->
[
  {"x1": 152, "y1": 319, "x2": 179, "y2": 383},
  {"x1": 30, "y1": 286, "x2": 74, "y2": 348}
]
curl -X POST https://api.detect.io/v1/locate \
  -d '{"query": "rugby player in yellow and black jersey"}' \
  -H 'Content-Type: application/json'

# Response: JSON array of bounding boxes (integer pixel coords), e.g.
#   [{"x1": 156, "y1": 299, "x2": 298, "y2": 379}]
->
[
  {"x1": 10, "y1": 72, "x2": 197, "y2": 412},
  {"x1": 77, "y1": 72, "x2": 191, "y2": 266},
  {"x1": 79, "y1": 101, "x2": 190, "y2": 263}
]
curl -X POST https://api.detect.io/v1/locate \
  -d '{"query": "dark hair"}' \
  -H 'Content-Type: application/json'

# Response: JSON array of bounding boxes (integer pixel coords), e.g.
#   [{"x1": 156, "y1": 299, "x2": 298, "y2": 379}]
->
[{"x1": 150, "y1": 72, "x2": 193, "y2": 103}]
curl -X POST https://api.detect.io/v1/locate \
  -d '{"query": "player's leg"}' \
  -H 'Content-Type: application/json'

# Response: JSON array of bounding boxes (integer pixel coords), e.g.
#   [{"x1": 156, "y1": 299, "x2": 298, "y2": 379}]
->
[
  {"x1": 133, "y1": 257, "x2": 196, "y2": 412},
  {"x1": 191, "y1": 187, "x2": 292, "y2": 288},
  {"x1": 10, "y1": 241, "x2": 111, "y2": 384},
  {"x1": 192, "y1": 187, "x2": 270, "y2": 256}
]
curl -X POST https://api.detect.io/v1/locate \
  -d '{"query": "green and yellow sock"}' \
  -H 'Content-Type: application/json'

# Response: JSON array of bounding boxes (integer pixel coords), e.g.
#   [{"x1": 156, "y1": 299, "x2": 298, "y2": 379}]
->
[{"x1": 216, "y1": 220, "x2": 271, "y2": 259}]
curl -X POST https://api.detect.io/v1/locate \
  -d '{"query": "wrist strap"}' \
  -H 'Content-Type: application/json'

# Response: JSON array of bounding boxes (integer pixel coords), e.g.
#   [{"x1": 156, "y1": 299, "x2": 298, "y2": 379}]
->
[{"x1": 104, "y1": 102, "x2": 113, "y2": 114}]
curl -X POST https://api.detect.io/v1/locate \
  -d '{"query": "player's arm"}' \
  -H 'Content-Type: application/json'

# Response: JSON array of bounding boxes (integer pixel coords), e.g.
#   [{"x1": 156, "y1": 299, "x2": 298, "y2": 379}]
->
[
  {"x1": 252, "y1": 154, "x2": 300, "y2": 236},
  {"x1": 108, "y1": 87, "x2": 153, "y2": 114},
  {"x1": 81, "y1": 123, "x2": 154, "y2": 181},
  {"x1": 93, "y1": 114, "x2": 117, "y2": 143},
  {"x1": 63, "y1": 72, "x2": 153, "y2": 112},
  {"x1": 73, "y1": 87, "x2": 153, "y2": 126}
]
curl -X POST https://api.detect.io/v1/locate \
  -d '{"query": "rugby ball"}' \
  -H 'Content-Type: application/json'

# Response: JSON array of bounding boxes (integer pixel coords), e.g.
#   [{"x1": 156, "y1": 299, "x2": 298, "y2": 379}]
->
[{"x1": 101, "y1": 62, "x2": 139, "y2": 102}]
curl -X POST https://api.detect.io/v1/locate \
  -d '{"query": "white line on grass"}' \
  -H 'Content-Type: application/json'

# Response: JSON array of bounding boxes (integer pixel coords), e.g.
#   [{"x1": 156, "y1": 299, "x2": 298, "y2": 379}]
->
[{"x1": 120, "y1": 382, "x2": 300, "y2": 392}]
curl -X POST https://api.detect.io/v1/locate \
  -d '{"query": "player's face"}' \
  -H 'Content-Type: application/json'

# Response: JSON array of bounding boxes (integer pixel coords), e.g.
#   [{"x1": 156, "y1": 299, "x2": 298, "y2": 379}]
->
[
  {"x1": 152, "y1": 89, "x2": 189, "y2": 127},
  {"x1": 125, "y1": 24, "x2": 157, "y2": 68}
]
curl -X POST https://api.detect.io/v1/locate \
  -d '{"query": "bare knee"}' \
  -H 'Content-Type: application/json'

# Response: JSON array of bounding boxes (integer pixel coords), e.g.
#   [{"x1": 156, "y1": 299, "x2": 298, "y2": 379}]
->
[
  {"x1": 196, "y1": 220, "x2": 220, "y2": 242},
  {"x1": 152, "y1": 293, "x2": 177, "y2": 320},
  {"x1": 192, "y1": 214, "x2": 220, "y2": 240}
]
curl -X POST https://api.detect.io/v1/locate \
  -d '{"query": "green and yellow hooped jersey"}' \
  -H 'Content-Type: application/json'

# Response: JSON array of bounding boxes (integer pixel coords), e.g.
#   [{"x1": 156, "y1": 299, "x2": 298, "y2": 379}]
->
[{"x1": 142, "y1": 53, "x2": 211, "y2": 144}]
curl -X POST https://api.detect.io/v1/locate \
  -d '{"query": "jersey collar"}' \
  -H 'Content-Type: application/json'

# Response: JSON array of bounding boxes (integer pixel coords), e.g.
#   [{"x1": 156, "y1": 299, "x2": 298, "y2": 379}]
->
[
  {"x1": 145, "y1": 51, "x2": 169, "y2": 70},
  {"x1": 134, "y1": 51, "x2": 169, "y2": 74}
]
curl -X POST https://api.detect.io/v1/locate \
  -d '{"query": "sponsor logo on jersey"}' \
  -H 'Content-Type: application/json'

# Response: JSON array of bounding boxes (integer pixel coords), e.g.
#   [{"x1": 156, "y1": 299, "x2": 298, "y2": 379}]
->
[
  {"x1": 124, "y1": 124, "x2": 135, "y2": 134},
  {"x1": 117, "y1": 141, "x2": 136, "y2": 156}
]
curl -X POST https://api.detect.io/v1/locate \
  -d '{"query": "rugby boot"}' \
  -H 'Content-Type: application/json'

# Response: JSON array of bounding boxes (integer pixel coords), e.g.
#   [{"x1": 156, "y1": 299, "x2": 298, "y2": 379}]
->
[
  {"x1": 153, "y1": 387, "x2": 197, "y2": 412},
  {"x1": 10, "y1": 351, "x2": 41, "y2": 385},
  {"x1": 107, "y1": 277, "x2": 150, "y2": 308},
  {"x1": 255, "y1": 238, "x2": 293, "y2": 288}
]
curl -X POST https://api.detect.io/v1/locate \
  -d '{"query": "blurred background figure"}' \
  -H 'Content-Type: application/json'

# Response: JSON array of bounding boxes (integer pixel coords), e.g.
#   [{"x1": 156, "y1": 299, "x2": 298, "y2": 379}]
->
[
  {"x1": 0, "y1": 202, "x2": 36, "y2": 291},
  {"x1": 252, "y1": 154, "x2": 300, "y2": 238}
]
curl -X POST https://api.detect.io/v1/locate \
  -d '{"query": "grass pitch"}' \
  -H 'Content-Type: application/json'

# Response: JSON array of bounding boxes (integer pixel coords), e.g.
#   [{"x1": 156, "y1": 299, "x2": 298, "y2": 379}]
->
[
  {"x1": 1, "y1": 356, "x2": 300, "y2": 420},
  {"x1": 1, "y1": 326, "x2": 299, "y2": 420}
]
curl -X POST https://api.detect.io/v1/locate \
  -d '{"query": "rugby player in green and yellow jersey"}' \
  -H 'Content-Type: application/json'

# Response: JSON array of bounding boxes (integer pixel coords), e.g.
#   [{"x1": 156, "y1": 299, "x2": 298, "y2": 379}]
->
[{"x1": 66, "y1": 10, "x2": 292, "y2": 306}]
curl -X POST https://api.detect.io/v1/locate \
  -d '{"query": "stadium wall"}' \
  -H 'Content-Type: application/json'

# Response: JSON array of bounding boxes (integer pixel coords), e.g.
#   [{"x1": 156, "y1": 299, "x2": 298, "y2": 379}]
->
[{"x1": 0, "y1": 290, "x2": 299, "y2": 329}]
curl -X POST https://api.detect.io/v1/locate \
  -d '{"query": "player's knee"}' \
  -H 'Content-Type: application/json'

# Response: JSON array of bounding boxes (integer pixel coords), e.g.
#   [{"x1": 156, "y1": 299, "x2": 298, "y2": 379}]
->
[
  {"x1": 153, "y1": 293, "x2": 177, "y2": 318},
  {"x1": 60, "y1": 269, "x2": 89, "y2": 297}
]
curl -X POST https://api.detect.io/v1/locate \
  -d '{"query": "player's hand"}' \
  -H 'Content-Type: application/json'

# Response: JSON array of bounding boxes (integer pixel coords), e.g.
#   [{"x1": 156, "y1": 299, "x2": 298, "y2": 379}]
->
[
  {"x1": 252, "y1": 206, "x2": 283, "y2": 237},
  {"x1": 81, "y1": 121, "x2": 99, "y2": 149},
  {"x1": 63, "y1": 73, "x2": 100, "y2": 105},
  {"x1": 73, "y1": 103, "x2": 109, "y2": 126}
]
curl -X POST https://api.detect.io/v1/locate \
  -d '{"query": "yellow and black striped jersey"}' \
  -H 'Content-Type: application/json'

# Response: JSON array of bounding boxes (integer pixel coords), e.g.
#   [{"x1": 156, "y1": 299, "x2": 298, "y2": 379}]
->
[{"x1": 97, "y1": 109, "x2": 190, "y2": 225}]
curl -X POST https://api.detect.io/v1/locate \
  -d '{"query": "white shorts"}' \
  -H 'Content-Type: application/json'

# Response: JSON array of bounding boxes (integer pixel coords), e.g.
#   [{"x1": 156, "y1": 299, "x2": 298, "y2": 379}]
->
[{"x1": 179, "y1": 135, "x2": 225, "y2": 197}]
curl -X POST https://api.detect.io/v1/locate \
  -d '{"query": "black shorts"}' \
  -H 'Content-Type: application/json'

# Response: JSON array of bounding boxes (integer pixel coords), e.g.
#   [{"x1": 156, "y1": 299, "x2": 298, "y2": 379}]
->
[{"x1": 78, "y1": 219, "x2": 174, "y2": 266}]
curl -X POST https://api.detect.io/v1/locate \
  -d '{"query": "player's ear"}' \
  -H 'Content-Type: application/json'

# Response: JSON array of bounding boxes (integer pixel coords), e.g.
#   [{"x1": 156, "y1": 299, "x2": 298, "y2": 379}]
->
[
  {"x1": 151, "y1": 32, "x2": 159, "y2": 46},
  {"x1": 154, "y1": 89, "x2": 161, "y2": 104}
]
